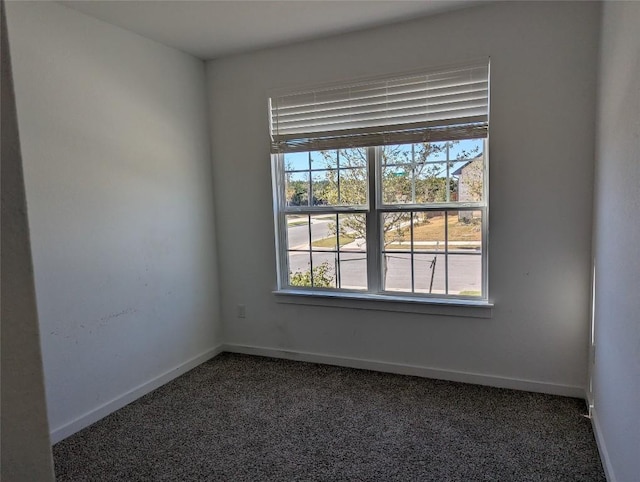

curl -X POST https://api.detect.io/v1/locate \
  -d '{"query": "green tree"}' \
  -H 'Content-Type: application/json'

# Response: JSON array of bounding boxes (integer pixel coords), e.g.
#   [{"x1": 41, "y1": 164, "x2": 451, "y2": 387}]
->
[
  {"x1": 290, "y1": 261, "x2": 334, "y2": 288},
  {"x1": 315, "y1": 144, "x2": 456, "y2": 247},
  {"x1": 284, "y1": 165, "x2": 309, "y2": 206}
]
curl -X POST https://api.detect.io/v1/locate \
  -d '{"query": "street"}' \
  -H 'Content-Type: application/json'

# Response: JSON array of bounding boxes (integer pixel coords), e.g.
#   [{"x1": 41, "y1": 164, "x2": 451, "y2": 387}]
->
[{"x1": 286, "y1": 216, "x2": 333, "y2": 249}]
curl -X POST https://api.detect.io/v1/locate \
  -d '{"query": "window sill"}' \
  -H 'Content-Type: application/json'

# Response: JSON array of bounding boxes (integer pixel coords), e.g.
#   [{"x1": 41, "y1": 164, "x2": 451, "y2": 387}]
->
[{"x1": 273, "y1": 290, "x2": 493, "y2": 318}]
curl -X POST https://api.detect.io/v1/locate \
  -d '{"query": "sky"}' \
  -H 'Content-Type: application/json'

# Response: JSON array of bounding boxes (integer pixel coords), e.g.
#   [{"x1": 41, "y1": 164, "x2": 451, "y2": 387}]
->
[{"x1": 283, "y1": 139, "x2": 484, "y2": 175}]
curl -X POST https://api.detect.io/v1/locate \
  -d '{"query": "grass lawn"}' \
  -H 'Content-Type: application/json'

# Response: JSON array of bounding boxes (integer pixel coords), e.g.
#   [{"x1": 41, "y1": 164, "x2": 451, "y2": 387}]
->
[
  {"x1": 288, "y1": 214, "x2": 336, "y2": 227},
  {"x1": 387, "y1": 214, "x2": 481, "y2": 242},
  {"x1": 310, "y1": 215, "x2": 480, "y2": 250},
  {"x1": 384, "y1": 214, "x2": 481, "y2": 250},
  {"x1": 415, "y1": 215, "x2": 480, "y2": 241},
  {"x1": 311, "y1": 235, "x2": 355, "y2": 248}
]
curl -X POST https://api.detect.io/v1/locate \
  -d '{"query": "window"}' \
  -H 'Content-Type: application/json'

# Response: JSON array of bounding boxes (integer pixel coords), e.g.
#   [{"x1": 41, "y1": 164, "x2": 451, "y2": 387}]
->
[{"x1": 270, "y1": 61, "x2": 489, "y2": 303}]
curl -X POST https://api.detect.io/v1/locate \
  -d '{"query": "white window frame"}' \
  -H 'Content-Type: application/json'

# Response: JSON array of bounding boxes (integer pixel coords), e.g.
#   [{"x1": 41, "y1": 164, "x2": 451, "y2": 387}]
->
[
  {"x1": 270, "y1": 61, "x2": 492, "y2": 310},
  {"x1": 272, "y1": 143, "x2": 489, "y2": 304}
]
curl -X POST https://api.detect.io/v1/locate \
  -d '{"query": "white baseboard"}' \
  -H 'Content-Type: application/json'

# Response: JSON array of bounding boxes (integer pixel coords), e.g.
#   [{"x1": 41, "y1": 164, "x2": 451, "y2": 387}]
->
[
  {"x1": 50, "y1": 344, "x2": 224, "y2": 444},
  {"x1": 50, "y1": 343, "x2": 587, "y2": 445},
  {"x1": 221, "y1": 343, "x2": 586, "y2": 399},
  {"x1": 590, "y1": 406, "x2": 616, "y2": 482}
]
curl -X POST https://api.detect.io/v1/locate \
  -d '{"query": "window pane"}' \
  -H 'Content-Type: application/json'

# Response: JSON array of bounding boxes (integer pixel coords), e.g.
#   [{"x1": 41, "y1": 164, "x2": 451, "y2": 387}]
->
[
  {"x1": 285, "y1": 172, "x2": 309, "y2": 207},
  {"x1": 309, "y1": 169, "x2": 366, "y2": 206},
  {"x1": 338, "y1": 168, "x2": 367, "y2": 205},
  {"x1": 311, "y1": 150, "x2": 337, "y2": 170},
  {"x1": 381, "y1": 212, "x2": 411, "y2": 292},
  {"x1": 339, "y1": 148, "x2": 367, "y2": 168},
  {"x1": 383, "y1": 253, "x2": 411, "y2": 292},
  {"x1": 337, "y1": 213, "x2": 367, "y2": 290},
  {"x1": 288, "y1": 251, "x2": 311, "y2": 286},
  {"x1": 448, "y1": 210, "x2": 482, "y2": 251},
  {"x1": 311, "y1": 170, "x2": 335, "y2": 206},
  {"x1": 412, "y1": 212, "x2": 446, "y2": 253},
  {"x1": 451, "y1": 138, "x2": 484, "y2": 161},
  {"x1": 447, "y1": 210, "x2": 482, "y2": 296},
  {"x1": 311, "y1": 252, "x2": 337, "y2": 288},
  {"x1": 338, "y1": 253, "x2": 367, "y2": 290},
  {"x1": 414, "y1": 162, "x2": 448, "y2": 203},
  {"x1": 382, "y1": 144, "x2": 412, "y2": 166},
  {"x1": 425, "y1": 141, "x2": 449, "y2": 161},
  {"x1": 414, "y1": 254, "x2": 446, "y2": 295},
  {"x1": 382, "y1": 212, "x2": 412, "y2": 250},
  {"x1": 286, "y1": 215, "x2": 309, "y2": 250},
  {"x1": 284, "y1": 152, "x2": 309, "y2": 171},
  {"x1": 382, "y1": 166, "x2": 412, "y2": 204},
  {"x1": 310, "y1": 214, "x2": 337, "y2": 251},
  {"x1": 338, "y1": 213, "x2": 366, "y2": 250},
  {"x1": 447, "y1": 253, "x2": 482, "y2": 296},
  {"x1": 452, "y1": 158, "x2": 484, "y2": 203}
]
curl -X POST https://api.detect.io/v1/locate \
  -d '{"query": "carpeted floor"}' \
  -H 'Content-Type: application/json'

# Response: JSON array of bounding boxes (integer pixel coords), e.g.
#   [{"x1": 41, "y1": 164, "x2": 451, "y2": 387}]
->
[{"x1": 53, "y1": 353, "x2": 605, "y2": 481}]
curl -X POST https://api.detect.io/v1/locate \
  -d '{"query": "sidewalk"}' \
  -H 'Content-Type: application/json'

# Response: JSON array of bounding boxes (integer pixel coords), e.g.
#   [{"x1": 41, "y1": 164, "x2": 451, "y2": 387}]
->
[{"x1": 339, "y1": 239, "x2": 480, "y2": 251}]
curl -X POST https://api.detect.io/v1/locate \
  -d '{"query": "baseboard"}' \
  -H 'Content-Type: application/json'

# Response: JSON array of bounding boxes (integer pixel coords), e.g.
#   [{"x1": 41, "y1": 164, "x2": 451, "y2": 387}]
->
[
  {"x1": 50, "y1": 343, "x2": 586, "y2": 444},
  {"x1": 221, "y1": 343, "x2": 585, "y2": 398},
  {"x1": 590, "y1": 406, "x2": 616, "y2": 482},
  {"x1": 50, "y1": 344, "x2": 224, "y2": 444}
]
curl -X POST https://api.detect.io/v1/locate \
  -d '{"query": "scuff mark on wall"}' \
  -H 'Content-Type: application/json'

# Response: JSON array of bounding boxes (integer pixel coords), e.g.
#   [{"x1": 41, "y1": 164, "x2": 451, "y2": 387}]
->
[{"x1": 99, "y1": 308, "x2": 137, "y2": 323}]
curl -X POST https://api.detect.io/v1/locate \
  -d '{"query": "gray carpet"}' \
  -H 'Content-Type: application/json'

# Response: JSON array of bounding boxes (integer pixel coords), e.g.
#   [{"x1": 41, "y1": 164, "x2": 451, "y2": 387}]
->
[{"x1": 53, "y1": 353, "x2": 605, "y2": 481}]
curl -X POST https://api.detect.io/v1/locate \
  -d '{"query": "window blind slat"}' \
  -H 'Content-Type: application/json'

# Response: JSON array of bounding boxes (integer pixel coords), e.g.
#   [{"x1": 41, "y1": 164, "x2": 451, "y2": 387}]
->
[
  {"x1": 270, "y1": 61, "x2": 489, "y2": 153},
  {"x1": 278, "y1": 89, "x2": 487, "y2": 126},
  {"x1": 274, "y1": 81, "x2": 488, "y2": 117},
  {"x1": 276, "y1": 98, "x2": 487, "y2": 130}
]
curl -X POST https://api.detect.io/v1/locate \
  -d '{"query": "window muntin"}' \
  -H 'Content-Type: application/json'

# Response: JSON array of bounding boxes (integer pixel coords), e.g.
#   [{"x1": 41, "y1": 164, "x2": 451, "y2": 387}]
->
[
  {"x1": 380, "y1": 139, "x2": 484, "y2": 206},
  {"x1": 285, "y1": 212, "x2": 368, "y2": 290},
  {"x1": 381, "y1": 210, "x2": 483, "y2": 296},
  {"x1": 277, "y1": 139, "x2": 487, "y2": 301},
  {"x1": 284, "y1": 149, "x2": 368, "y2": 208}
]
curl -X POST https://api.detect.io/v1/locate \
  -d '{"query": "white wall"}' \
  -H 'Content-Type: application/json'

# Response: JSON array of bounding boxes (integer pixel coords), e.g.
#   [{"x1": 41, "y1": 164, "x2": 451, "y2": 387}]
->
[
  {"x1": 591, "y1": 2, "x2": 640, "y2": 481},
  {"x1": 207, "y1": 1, "x2": 600, "y2": 395},
  {"x1": 1, "y1": 2, "x2": 55, "y2": 479},
  {"x1": 6, "y1": 1, "x2": 222, "y2": 441}
]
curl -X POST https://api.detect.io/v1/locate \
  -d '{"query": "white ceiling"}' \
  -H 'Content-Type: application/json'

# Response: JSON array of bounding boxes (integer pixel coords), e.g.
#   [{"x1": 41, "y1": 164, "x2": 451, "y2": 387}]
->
[{"x1": 59, "y1": 0, "x2": 482, "y2": 60}]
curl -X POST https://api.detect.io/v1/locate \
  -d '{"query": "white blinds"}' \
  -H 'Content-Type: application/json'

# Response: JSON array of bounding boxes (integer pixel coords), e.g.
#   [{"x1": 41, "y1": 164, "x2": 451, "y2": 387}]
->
[{"x1": 270, "y1": 61, "x2": 489, "y2": 153}]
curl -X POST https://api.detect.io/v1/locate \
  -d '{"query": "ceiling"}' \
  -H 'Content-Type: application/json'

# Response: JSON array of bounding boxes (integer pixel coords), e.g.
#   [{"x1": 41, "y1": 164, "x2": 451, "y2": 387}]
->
[{"x1": 59, "y1": 0, "x2": 483, "y2": 60}]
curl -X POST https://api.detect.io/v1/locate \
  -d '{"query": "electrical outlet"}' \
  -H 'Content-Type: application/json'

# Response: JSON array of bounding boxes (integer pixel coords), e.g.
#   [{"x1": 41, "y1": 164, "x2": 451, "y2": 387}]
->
[{"x1": 237, "y1": 304, "x2": 246, "y2": 318}]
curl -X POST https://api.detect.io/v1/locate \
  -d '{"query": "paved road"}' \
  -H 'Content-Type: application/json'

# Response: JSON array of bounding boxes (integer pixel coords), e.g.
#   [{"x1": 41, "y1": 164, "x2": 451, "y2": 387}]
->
[{"x1": 287, "y1": 217, "x2": 333, "y2": 249}]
